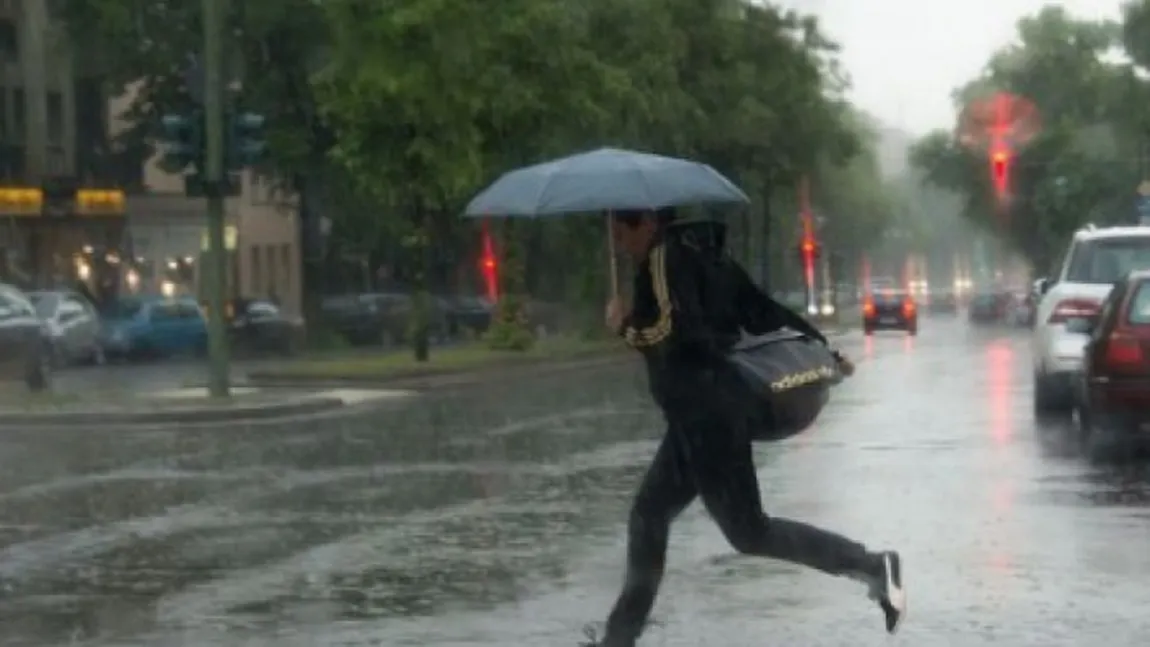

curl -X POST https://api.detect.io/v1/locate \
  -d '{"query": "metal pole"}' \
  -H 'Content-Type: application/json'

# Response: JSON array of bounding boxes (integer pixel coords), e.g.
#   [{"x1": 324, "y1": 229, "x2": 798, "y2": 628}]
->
[
  {"x1": 799, "y1": 175, "x2": 815, "y2": 312},
  {"x1": 20, "y1": 0, "x2": 47, "y2": 182},
  {"x1": 203, "y1": 0, "x2": 230, "y2": 397}
]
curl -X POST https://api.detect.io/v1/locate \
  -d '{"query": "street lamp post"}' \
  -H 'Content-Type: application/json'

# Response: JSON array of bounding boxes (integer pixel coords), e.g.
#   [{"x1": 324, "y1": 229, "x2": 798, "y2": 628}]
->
[{"x1": 202, "y1": 0, "x2": 230, "y2": 397}]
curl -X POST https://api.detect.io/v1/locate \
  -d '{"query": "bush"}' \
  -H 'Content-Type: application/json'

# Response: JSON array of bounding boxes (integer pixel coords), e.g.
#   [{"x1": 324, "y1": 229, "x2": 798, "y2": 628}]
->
[{"x1": 483, "y1": 295, "x2": 535, "y2": 351}]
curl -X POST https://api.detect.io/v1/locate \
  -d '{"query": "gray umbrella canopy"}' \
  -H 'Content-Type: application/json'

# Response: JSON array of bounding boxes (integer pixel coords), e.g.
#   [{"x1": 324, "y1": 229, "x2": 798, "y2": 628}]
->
[{"x1": 464, "y1": 147, "x2": 749, "y2": 217}]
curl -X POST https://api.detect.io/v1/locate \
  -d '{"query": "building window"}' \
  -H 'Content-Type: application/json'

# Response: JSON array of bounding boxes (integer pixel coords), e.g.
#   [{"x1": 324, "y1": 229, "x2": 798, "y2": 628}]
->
[
  {"x1": 249, "y1": 245, "x2": 261, "y2": 297},
  {"x1": 0, "y1": 143, "x2": 23, "y2": 179},
  {"x1": 263, "y1": 245, "x2": 273, "y2": 301},
  {"x1": 46, "y1": 92, "x2": 62, "y2": 144},
  {"x1": 11, "y1": 87, "x2": 23, "y2": 141},
  {"x1": 46, "y1": 146, "x2": 65, "y2": 175},
  {"x1": 0, "y1": 19, "x2": 16, "y2": 61},
  {"x1": 280, "y1": 243, "x2": 291, "y2": 295}
]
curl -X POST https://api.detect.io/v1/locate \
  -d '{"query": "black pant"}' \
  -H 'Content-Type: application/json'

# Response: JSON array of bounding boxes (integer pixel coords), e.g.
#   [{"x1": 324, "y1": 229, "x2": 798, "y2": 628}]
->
[{"x1": 601, "y1": 397, "x2": 874, "y2": 645}]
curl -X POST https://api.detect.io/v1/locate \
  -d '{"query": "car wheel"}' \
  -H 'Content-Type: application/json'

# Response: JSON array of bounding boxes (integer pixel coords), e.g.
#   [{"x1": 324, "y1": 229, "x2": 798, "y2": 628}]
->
[
  {"x1": 907, "y1": 323, "x2": 918, "y2": 336},
  {"x1": 863, "y1": 326, "x2": 874, "y2": 336},
  {"x1": 90, "y1": 344, "x2": 107, "y2": 366},
  {"x1": 1033, "y1": 371, "x2": 1072, "y2": 418}
]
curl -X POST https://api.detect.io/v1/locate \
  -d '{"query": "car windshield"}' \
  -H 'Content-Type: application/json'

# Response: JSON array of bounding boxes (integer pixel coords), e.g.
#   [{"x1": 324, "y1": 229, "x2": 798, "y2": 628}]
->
[
  {"x1": 27, "y1": 292, "x2": 57, "y2": 317},
  {"x1": 1066, "y1": 237, "x2": 1150, "y2": 284},
  {"x1": 873, "y1": 291, "x2": 906, "y2": 304},
  {"x1": 1128, "y1": 282, "x2": 1150, "y2": 324}
]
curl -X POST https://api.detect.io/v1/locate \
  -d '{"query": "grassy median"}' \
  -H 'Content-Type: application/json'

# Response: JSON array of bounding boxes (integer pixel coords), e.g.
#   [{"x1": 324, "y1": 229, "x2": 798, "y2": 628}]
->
[{"x1": 260, "y1": 335, "x2": 622, "y2": 380}]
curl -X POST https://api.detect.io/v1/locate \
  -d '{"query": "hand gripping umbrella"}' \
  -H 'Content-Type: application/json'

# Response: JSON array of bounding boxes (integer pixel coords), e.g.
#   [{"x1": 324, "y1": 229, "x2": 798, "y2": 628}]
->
[{"x1": 464, "y1": 147, "x2": 750, "y2": 294}]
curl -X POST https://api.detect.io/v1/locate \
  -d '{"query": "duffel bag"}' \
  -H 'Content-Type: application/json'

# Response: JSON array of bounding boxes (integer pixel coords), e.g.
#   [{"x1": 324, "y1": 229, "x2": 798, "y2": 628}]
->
[{"x1": 726, "y1": 329, "x2": 844, "y2": 442}]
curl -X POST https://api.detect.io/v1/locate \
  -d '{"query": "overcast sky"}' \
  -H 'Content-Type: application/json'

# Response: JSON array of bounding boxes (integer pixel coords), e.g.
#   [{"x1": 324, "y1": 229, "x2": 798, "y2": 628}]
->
[{"x1": 781, "y1": 0, "x2": 1126, "y2": 134}]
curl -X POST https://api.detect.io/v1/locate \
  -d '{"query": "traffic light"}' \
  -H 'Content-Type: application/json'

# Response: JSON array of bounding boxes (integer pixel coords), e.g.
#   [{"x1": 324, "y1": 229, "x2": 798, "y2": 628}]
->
[
  {"x1": 75, "y1": 189, "x2": 126, "y2": 216},
  {"x1": 227, "y1": 112, "x2": 267, "y2": 169},
  {"x1": 990, "y1": 148, "x2": 1010, "y2": 197},
  {"x1": 480, "y1": 225, "x2": 499, "y2": 301},
  {"x1": 0, "y1": 187, "x2": 42, "y2": 215},
  {"x1": 797, "y1": 237, "x2": 821, "y2": 261},
  {"x1": 159, "y1": 112, "x2": 203, "y2": 172}
]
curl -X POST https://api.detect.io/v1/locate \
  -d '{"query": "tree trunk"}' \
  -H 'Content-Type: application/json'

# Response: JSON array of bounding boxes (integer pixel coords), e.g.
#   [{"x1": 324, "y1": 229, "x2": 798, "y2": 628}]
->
[{"x1": 412, "y1": 199, "x2": 431, "y2": 362}]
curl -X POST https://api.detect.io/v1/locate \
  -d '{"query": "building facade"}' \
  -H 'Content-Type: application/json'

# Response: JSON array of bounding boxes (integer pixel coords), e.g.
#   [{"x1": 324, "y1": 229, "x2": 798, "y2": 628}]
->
[
  {"x1": 0, "y1": 0, "x2": 301, "y2": 314},
  {"x1": 108, "y1": 83, "x2": 302, "y2": 315}
]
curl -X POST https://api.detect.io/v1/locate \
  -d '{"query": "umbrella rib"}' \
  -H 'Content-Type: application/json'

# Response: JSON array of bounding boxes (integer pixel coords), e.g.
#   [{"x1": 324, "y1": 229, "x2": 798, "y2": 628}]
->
[
  {"x1": 530, "y1": 167, "x2": 559, "y2": 215},
  {"x1": 632, "y1": 163, "x2": 659, "y2": 211}
]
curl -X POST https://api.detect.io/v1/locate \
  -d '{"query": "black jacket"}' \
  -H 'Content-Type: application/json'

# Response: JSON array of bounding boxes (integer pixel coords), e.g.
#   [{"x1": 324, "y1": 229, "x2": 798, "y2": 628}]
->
[{"x1": 618, "y1": 221, "x2": 828, "y2": 407}]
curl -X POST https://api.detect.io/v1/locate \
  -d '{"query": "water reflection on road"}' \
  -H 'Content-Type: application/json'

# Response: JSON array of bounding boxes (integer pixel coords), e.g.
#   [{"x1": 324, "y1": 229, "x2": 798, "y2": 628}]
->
[{"x1": 2, "y1": 320, "x2": 1150, "y2": 645}]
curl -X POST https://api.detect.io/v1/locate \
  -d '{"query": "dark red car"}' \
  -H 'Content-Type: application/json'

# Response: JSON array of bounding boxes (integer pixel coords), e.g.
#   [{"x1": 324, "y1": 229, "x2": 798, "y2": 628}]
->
[{"x1": 1074, "y1": 270, "x2": 1150, "y2": 455}]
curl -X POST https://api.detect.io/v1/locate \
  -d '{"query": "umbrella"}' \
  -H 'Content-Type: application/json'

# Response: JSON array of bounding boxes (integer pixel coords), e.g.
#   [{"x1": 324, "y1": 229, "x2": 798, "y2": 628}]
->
[
  {"x1": 464, "y1": 147, "x2": 749, "y2": 295},
  {"x1": 463, "y1": 147, "x2": 749, "y2": 217}
]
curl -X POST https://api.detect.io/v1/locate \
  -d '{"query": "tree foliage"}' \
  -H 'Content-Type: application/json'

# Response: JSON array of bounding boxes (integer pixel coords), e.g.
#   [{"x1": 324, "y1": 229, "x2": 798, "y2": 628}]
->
[
  {"x1": 62, "y1": 0, "x2": 903, "y2": 357},
  {"x1": 910, "y1": 6, "x2": 1147, "y2": 271}
]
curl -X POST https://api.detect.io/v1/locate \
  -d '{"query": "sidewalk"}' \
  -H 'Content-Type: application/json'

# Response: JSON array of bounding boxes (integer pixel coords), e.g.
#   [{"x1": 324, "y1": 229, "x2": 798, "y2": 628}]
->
[{"x1": 0, "y1": 386, "x2": 413, "y2": 429}]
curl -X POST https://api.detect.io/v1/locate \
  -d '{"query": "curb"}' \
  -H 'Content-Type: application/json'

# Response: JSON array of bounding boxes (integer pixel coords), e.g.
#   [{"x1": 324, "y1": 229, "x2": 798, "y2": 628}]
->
[
  {"x1": 0, "y1": 395, "x2": 347, "y2": 429},
  {"x1": 247, "y1": 353, "x2": 632, "y2": 390}
]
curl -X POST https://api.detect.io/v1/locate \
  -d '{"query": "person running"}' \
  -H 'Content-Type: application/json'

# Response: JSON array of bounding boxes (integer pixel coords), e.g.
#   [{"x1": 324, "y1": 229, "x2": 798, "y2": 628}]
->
[{"x1": 585, "y1": 209, "x2": 905, "y2": 647}]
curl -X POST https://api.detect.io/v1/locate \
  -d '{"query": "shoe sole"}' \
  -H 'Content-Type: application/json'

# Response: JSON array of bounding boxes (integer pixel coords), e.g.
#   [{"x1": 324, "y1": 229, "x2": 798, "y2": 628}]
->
[{"x1": 881, "y1": 552, "x2": 906, "y2": 634}]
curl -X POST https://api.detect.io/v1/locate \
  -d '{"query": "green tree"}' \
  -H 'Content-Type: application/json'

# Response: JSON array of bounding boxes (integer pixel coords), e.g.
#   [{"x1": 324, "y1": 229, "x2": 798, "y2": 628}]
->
[{"x1": 911, "y1": 7, "x2": 1141, "y2": 269}]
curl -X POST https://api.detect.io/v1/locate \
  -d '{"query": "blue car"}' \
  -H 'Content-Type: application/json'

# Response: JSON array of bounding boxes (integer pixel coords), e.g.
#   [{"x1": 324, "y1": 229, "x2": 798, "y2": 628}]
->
[{"x1": 101, "y1": 295, "x2": 208, "y2": 358}]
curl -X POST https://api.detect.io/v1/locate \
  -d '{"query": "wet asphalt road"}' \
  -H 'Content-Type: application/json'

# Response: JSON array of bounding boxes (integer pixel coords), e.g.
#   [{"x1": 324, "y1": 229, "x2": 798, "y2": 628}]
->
[{"x1": 3, "y1": 317, "x2": 1150, "y2": 646}]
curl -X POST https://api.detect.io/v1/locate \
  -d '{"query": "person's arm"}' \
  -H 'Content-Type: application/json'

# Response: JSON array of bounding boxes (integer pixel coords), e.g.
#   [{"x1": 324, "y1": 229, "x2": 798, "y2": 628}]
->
[
  {"x1": 729, "y1": 259, "x2": 829, "y2": 345},
  {"x1": 619, "y1": 242, "x2": 715, "y2": 353}
]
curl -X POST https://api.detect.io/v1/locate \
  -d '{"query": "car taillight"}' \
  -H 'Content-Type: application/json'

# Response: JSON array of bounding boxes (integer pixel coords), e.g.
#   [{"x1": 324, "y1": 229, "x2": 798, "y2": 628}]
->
[
  {"x1": 863, "y1": 299, "x2": 874, "y2": 316},
  {"x1": 1104, "y1": 331, "x2": 1144, "y2": 366},
  {"x1": 903, "y1": 299, "x2": 915, "y2": 316},
  {"x1": 1047, "y1": 298, "x2": 1099, "y2": 324}
]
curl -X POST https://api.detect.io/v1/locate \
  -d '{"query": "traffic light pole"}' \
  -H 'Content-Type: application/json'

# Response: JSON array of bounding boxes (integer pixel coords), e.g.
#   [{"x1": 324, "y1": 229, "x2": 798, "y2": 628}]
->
[
  {"x1": 799, "y1": 175, "x2": 816, "y2": 313},
  {"x1": 202, "y1": 0, "x2": 230, "y2": 397}
]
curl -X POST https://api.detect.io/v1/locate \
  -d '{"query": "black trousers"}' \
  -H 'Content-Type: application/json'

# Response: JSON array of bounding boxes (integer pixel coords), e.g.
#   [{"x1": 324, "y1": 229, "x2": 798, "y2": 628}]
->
[{"x1": 601, "y1": 395, "x2": 874, "y2": 645}]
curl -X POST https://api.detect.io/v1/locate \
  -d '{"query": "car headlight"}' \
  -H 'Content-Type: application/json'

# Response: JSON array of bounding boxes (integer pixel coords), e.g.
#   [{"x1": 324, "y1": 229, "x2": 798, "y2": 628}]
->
[
  {"x1": 820, "y1": 304, "x2": 835, "y2": 316},
  {"x1": 806, "y1": 304, "x2": 819, "y2": 316}
]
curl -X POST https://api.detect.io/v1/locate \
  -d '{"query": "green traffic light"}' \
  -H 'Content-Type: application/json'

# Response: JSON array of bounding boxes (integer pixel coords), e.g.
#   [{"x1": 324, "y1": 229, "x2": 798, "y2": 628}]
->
[
  {"x1": 158, "y1": 112, "x2": 203, "y2": 171},
  {"x1": 227, "y1": 111, "x2": 267, "y2": 168}
]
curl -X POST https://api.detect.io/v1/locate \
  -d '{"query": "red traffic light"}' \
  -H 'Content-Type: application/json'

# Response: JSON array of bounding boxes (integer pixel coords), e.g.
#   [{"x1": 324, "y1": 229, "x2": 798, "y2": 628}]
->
[{"x1": 990, "y1": 148, "x2": 1010, "y2": 196}]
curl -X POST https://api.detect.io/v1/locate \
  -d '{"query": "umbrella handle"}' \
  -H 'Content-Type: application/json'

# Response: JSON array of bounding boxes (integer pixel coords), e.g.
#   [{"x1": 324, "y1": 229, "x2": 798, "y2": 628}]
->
[{"x1": 606, "y1": 211, "x2": 619, "y2": 298}]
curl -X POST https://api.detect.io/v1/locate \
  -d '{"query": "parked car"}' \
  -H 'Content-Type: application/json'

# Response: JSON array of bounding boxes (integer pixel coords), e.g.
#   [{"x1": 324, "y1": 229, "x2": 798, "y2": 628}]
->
[
  {"x1": 100, "y1": 295, "x2": 208, "y2": 359},
  {"x1": 322, "y1": 292, "x2": 450, "y2": 346},
  {"x1": 0, "y1": 283, "x2": 53, "y2": 390},
  {"x1": 228, "y1": 298, "x2": 304, "y2": 356},
  {"x1": 1072, "y1": 270, "x2": 1150, "y2": 456},
  {"x1": 443, "y1": 295, "x2": 494, "y2": 336},
  {"x1": 322, "y1": 293, "x2": 409, "y2": 346},
  {"x1": 1034, "y1": 224, "x2": 1150, "y2": 417},
  {"x1": 29, "y1": 289, "x2": 105, "y2": 365}
]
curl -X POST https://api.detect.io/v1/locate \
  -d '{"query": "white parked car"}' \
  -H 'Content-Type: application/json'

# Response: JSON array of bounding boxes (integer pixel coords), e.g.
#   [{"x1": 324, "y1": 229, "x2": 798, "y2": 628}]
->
[{"x1": 1032, "y1": 224, "x2": 1150, "y2": 416}]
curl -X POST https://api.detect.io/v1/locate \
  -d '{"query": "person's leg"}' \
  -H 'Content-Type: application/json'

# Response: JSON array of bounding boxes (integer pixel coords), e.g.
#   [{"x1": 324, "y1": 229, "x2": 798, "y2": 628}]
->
[
  {"x1": 682, "y1": 411, "x2": 906, "y2": 632},
  {"x1": 598, "y1": 430, "x2": 697, "y2": 647}
]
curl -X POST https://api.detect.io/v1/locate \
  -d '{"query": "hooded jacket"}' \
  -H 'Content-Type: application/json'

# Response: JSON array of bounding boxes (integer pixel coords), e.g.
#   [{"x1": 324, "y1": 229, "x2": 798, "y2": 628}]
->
[{"x1": 618, "y1": 220, "x2": 829, "y2": 408}]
